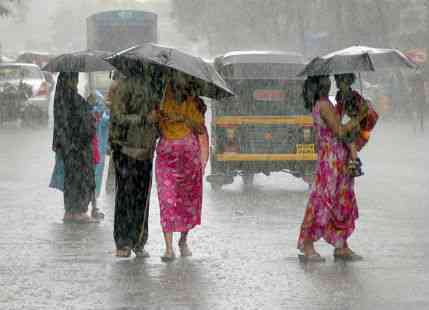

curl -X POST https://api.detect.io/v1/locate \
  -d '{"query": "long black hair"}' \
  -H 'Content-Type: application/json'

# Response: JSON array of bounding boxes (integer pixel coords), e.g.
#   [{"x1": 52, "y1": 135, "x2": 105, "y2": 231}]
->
[
  {"x1": 302, "y1": 75, "x2": 330, "y2": 111},
  {"x1": 55, "y1": 72, "x2": 79, "y2": 94}
]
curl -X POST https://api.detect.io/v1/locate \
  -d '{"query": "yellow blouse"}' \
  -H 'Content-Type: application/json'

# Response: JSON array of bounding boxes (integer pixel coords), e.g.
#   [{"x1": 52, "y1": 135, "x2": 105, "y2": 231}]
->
[{"x1": 159, "y1": 86, "x2": 204, "y2": 140}]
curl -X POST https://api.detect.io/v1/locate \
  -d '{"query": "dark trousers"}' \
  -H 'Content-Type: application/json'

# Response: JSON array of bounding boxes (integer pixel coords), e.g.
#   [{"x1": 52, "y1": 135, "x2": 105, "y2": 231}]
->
[
  {"x1": 63, "y1": 150, "x2": 95, "y2": 214},
  {"x1": 113, "y1": 151, "x2": 153, "y2": 250}
]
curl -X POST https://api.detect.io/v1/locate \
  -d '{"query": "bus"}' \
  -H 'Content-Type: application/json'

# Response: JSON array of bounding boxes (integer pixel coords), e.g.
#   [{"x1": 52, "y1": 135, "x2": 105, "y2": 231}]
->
[
  {"x1": 86, "y1": 10, "x2": 158, "y2": 95},
  {"x1": 87, "y1": 10, "x2": 158, "y2": 52}
]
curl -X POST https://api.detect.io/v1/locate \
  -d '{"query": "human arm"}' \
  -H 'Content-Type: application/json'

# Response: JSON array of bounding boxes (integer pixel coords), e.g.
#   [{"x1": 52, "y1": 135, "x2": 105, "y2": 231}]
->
[
  {"x1": 183, "y1": 98, "x2": 205, "y2": 134},
  {"x1": 161, "y1": 101, "x2": 205, "y2": 134},
  {"x1": 110, "y1": 80, "x2": 141, "y2": 126},
  {"x1": 52, "y1": 93, "x2": 67, "y2": 152},
  {"x1": 319, "y1": 100, "x2": 360, "y2": 139}
]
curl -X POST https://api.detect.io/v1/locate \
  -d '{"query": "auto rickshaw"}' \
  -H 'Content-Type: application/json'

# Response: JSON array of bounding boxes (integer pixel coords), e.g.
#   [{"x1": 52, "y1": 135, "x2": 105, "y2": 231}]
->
[{"x1": 206, "y1": 51, "x2": 317, "y2": 190}]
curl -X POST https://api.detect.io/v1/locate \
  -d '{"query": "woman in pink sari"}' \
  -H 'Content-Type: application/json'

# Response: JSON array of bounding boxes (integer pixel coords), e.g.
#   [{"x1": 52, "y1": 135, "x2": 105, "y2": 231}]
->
[
  {"x1": 156, "y1": 73, "x2": 206, "y2": 262},
  {"x1": 297, "y1": 75, "x2": 367, "y2": 262}
]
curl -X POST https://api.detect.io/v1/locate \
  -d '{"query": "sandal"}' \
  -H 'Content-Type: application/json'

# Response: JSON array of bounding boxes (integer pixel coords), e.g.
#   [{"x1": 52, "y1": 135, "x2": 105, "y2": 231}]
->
[
  {"x1": 334, "y1": 249, "x2": 363, "y2": 261},
  {"x1": 298, "y1": 252, "x2": 326, "y2": 263},
  {"x1": 161, "y1": 251, "x2": 176, "y2": 262},
  {"x1": 179, "y1": 244, "x2": 192, "y2": 257},
  {"x1": 72, "y1": 213, "x2": 99, "y2": 224},
  {"x1": 133, "y1": 247, "x2": 150, "y2": 258},
  {"x1": 91, "y1": 208, "x2": 105, "y2": 220},
  {"x1": 116, "y1": 247, "x2": 132, "y2": 258}
]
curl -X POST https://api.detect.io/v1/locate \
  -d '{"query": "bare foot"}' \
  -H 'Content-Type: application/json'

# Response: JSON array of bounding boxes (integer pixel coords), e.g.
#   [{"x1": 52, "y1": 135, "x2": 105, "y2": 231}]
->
[
  {"x1": 91, "y1": 208, "x2": 105, "y2": 220},
  {"x1": 73, "y1": 213, "x2": 99, "y2": 223},
  {"x1": 133, "y1": 247, "x2": 150, "y2": 258},
  {"x1": 299, "y1": 242, "x2": 325, "y2": 262},
  {"x1": 116, "y1": 247, "x2": 131, "y2": 258},
  {"x1": 63, "y1": 212, "x2": 74, "y2": 222}
]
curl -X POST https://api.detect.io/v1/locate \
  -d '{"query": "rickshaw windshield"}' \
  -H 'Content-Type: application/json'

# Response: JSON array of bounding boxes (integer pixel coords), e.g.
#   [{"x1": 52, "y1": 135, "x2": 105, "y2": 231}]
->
[
  {"x1": 218, "y1": 63, "x2": 305, "y2": 80},
  {"x1": 215, "y1": 63, "x2": 307, "y2": 116}
]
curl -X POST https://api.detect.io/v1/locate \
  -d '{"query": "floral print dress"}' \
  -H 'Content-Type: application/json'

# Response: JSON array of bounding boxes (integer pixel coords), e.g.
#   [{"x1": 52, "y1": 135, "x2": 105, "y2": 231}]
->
[{"x1": 297, "y1": 97, "x2": 358, "y2": 250}]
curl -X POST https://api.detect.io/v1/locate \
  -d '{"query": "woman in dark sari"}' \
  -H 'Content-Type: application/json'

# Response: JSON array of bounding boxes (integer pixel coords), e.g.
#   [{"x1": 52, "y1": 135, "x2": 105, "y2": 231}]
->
[{"x1": 52, "y1": 72, "x2": 97, "y2": 223}]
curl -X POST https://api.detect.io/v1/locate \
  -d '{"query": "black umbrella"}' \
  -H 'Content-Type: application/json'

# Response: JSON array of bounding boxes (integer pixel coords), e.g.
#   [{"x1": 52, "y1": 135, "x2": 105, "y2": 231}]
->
[
  {"x1": 298, "y1": 45, "x2": 418, "y2": 77},
  {"x1": 42, "y1": 50, "x2": 115, "y2": 72},
  {"x1": 105, "y1": 43, "x2": 234, "y2": 99}
]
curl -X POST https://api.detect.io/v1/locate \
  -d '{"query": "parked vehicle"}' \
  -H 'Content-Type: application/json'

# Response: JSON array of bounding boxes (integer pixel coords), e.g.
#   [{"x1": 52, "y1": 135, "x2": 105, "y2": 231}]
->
[
  {"x1": 0, "y1": 80, "x2": 32, "y2": 126},
  {"x1": 207, "y1": 51, "x2": 316, "y2": 190},
  {"x1": 16, "y1": 52, "x2": 56, "y2": 69},
  {"x1": 0, "y1": 63, "x2": 51, "y2": 126}
]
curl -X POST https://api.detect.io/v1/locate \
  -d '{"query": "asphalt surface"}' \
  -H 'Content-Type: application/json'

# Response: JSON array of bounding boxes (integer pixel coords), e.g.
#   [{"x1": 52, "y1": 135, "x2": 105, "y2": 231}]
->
[{"x1": 0, "y1": 120, "x2": 428, "y2": 310}]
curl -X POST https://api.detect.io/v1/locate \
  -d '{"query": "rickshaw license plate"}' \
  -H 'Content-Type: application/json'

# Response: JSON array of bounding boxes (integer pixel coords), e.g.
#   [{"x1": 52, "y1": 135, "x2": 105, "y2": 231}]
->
[{"x1": 296, "y1": 144, "x2": 315, "y2": 153}]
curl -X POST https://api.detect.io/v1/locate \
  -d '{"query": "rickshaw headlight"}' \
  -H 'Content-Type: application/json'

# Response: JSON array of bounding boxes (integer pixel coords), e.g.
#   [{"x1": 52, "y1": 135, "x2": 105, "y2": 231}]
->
[
  {"x1": 226, "y1": 128, "x2": 236, "y2": 141},
  {"x1": 303, "y1": 127, "x2": 312, "y2": 142}
]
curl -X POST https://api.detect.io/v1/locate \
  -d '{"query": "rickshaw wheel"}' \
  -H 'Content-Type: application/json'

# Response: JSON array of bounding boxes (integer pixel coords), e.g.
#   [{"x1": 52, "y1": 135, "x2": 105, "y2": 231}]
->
[
  {"x1": 210, "y1": 183, "x2": 222, "y2": 191},
  {"x1": 302, "y1": 175, "x2": 314, "y2": 190},
  {"x1": 241, "y1": 174, "x2": 254, "y2": 186}
]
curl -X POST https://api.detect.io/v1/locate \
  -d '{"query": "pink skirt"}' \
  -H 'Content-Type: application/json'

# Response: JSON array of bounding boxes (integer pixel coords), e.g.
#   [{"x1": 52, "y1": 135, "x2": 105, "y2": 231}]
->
[
  {"x1": 91, "y1": 135, "x2": 100, "y2": 165},
  {"x1": 198, "y1": 126, "x2": 209, "y2": 171},
  {"x1": 156, "y1": 134, "x2": 203, "y2": 232}
]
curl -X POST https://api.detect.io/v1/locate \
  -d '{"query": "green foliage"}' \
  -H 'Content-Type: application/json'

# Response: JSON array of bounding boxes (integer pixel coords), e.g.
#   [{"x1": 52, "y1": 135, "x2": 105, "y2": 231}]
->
[
  {"x1": 171, "y1": 0, "x2": 405, "y2": 57},
  {"x1": 0, "y1": 0, "x2": 25, "y2": 17},
  {"x1": 171, "y1": 0, "x2": 301, "y2": 55},
  {"x1": 0, "y1": 0, "x2": 16, "y2": 16}
]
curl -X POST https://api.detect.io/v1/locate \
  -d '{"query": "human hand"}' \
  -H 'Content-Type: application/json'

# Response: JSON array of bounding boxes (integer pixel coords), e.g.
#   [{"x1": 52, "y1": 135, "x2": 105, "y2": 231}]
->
[
  {"x1": 147, "y1": 109, "x2": 161, "y2": 123},
  {"x1": 358, "y1": 102, "x2": 369, "y2": 120},
  {"x1": 87, "y1": 94, "x2": 96, "y2": 104},
  {"x1": 94, "y1": 111, "x2": 101, "y2": 123},
  {"x1": 163, "y1": 111, "x2": 185, "y2": 122},
  {"x1": 193, "y1": 124, "x2": 205, "y2": 135},
  {"x1": 351, "y1": 118, "x2": 361, "y2": 130}
]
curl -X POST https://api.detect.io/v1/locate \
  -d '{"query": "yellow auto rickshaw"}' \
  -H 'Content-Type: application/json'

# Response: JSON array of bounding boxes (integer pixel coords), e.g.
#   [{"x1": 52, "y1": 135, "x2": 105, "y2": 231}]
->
[{"x1": 207, "y1": 51, "x2": 317, "y2": 190}]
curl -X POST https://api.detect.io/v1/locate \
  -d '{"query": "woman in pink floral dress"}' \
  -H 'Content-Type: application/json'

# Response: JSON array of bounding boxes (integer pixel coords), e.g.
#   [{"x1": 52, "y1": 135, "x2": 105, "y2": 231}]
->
[
  {"x1": 297, "y1": 75, "x2": 366, "y2": 262},
  {"x1": 156, "y1": 74, "x2": 206, "y2": 262}
]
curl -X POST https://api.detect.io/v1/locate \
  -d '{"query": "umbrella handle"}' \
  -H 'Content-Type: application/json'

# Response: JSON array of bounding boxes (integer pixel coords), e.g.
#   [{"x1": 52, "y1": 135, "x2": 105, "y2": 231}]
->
[
  {"x1": 159, "y1": 82, "x2": 173, "y2": 112},
  {"x1": 359, "y1": 72, "x2": 364, "y2": 96}
]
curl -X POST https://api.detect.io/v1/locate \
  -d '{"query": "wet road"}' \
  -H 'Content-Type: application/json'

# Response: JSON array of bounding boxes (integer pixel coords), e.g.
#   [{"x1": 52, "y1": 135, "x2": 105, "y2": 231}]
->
[{"x1": 0, "y1": 120, "x2": 428, "y2": 310}]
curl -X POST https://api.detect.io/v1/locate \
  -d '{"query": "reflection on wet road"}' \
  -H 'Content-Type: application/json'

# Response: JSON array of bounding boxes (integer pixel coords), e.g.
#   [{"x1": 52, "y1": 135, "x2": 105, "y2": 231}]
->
[{"x1": 0, "y1": 121, "x2": 428, "y2": 309}]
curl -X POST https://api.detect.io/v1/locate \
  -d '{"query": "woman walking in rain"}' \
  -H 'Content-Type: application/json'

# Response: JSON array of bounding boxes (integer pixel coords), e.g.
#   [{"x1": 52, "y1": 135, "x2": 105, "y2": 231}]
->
[
  {"x1": 297, "y1": 75, "x2": 367, "y2": 262},
  {"x1": 51, "y1": 72, "x2": 97, "y2": 223},
  {"x1": 156, "y1": 72, "x2": 206, "y2": 262}
]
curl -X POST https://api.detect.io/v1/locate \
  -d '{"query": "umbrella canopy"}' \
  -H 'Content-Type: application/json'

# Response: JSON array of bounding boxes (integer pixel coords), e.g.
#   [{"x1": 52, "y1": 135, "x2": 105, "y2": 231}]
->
[
  {"x1": 298, "y1": 45, "x2": 418, "y2": 76},
  {"x1": 43, "y1": 50, "x2": 115, "y2": 73},
  {"x1": 105, "y1": 43, "x2": 234, "y2": 100}
]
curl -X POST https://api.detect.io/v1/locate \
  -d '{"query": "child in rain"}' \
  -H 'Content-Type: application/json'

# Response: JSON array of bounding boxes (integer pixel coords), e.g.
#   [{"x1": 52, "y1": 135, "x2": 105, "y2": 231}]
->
[
  {"x1": 87, "y1": 90, "x2": 110, "y2": 219},
  {"x1": 335, "y1": 73, "x2": 378, "y2": 177}
]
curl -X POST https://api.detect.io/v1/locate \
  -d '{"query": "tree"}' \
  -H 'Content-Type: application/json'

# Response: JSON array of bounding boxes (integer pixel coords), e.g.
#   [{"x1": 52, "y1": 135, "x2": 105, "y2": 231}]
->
[
  {"x1": 171, "y1": 0, "x2": 400, "y2": 58},
  {"x1": 0, "y1": 0, "x2": 15, "y2": 16},
  {"x1": 0, "y1": 0, "x2": 27, "y2": 18},
  {"x1": 171, "y1": 0, "x2": 305, "y2": 56}
]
